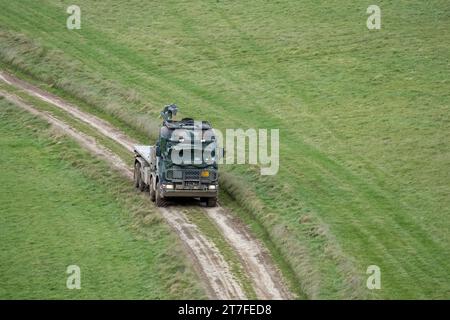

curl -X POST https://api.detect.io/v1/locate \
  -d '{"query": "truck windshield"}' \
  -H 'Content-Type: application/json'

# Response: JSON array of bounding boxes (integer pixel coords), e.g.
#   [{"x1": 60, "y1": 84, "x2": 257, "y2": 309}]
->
[{"x1": 167, "y1": 144, "x2": 216, "y2": 166}]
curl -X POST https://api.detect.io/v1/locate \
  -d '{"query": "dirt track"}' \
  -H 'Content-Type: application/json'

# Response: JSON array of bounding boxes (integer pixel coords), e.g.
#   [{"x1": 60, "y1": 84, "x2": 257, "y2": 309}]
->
[
  {"x1": 0, "y1": 71, "x2": 293, "y2": 300},
  {"x1": 0, "y1": 90, "x2": 246, "y2": 300},
  {"x1": 206, "y1": 207, "x2": 291, "y2": 299}
]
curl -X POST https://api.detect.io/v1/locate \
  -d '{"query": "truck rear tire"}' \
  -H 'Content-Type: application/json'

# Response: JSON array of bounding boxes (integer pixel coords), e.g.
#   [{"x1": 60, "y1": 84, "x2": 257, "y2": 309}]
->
[
  {"x1": 134, "y1": 162, "x2": 141, "y2": 189},
  {"x1": 155, "y1": 181, "x2": 167, "y2": 207},
  {"x1": 139, "y1": 177, "x2": 146, "y2": 192},
  {"x1": 207, "y1": 197, "x2": 217, "y2": 207},
  {"x1": 149, "y1": 177, "x2": 156, "y2": 202}
]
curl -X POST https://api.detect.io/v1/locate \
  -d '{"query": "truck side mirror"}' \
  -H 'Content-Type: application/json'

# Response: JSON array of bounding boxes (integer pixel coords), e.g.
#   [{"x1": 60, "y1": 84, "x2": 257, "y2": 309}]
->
[{"x1": 156, "y1": 146, "x2": 161, "y2": 157}]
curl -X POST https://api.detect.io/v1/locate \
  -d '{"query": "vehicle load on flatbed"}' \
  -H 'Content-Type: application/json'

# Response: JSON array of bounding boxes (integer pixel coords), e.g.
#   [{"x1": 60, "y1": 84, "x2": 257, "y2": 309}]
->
[{"x1": 133, "y1": 105, "x2": 219, "y2": 207}]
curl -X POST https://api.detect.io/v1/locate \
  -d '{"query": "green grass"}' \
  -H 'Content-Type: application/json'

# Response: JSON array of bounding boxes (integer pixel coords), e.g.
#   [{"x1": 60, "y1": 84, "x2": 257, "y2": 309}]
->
[
  {"x1": 0, "y1": 82, "x2": 264, "y2": 298},
  {"x1": 0, "y1": 80, "x2": 132, "y2": 164},
  {"x1": 0, "y1": 82, "x2": 263, "y2": 299},
  {"x1": 0, "y1": 98, "x2": 205, "y2": 299},
  {"x1": 0, "y1": 0, "x2": 449, "y2": 298}
]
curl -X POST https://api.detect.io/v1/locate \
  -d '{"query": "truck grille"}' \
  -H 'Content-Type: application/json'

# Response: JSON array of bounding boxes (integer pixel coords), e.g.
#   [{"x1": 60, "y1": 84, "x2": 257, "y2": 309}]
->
[
  {"x1": 185, "y1": 169, "x2": 200, "y2": 180},
  {"x1": 166, "y1": 169, "x2": 217, "y2": 181}
]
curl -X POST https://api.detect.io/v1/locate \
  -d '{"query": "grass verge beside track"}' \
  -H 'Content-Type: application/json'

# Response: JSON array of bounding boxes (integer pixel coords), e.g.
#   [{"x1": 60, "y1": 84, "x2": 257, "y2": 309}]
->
[{"x1": 0, "y1": 97, "x2": 205, "y2": 299}]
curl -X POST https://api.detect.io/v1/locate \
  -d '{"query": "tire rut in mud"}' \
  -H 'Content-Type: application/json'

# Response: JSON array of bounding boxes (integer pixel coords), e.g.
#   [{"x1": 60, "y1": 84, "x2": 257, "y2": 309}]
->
[{"x1": 0, "y1": 71, "x2": 294, "y2": 299}]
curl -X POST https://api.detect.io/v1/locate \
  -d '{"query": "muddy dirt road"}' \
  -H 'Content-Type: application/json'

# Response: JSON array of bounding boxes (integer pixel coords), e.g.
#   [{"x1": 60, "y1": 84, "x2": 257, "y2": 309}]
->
[{"x1": 0, "y1": 71, "x2": 293, "y2": 300}]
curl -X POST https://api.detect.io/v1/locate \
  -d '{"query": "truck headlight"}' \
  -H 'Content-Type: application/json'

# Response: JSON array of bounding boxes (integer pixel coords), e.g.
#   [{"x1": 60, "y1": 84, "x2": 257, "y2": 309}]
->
[
  {"x1": 164, "y1": 184, "x2": 174, "y2": 189},
  {"x1": 208, "y1": 185, "x2": 216, "y2": 190}
]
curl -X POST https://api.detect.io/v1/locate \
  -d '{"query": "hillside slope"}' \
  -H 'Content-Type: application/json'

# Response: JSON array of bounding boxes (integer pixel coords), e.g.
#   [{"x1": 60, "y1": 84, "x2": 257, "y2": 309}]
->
[{"x1": 0, "y1": 0, "x2": 449, "y2": 298}]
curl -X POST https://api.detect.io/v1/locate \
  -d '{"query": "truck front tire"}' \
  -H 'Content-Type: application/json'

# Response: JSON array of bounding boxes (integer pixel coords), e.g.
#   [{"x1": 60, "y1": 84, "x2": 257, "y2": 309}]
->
[
  {"x1": 206, "y1": 197, "x2": 217, "y2": 207},
  {"x1": 155, "y1": 181, "x2": 167, "y2": 207}
]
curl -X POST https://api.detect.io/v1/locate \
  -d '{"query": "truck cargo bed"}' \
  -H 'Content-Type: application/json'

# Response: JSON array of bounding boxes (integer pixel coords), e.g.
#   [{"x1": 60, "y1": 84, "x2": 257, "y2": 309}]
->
[{"x1": 134, "y1": 145, "x2": 153, "y2": 164}]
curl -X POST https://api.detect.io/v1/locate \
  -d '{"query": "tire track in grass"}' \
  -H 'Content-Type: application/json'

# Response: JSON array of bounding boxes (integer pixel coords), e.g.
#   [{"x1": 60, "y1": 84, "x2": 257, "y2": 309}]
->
[
  {"x1": 0, "y1": 70, "x2": 293, "y2": 299},
  {"x1": 0, "y1": 90, "x2": 246, "y2": 300}
]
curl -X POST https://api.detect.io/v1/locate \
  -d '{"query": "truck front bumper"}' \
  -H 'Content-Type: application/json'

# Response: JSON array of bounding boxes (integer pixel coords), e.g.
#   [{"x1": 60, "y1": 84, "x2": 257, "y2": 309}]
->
[{"x1": 161, "y1": 189, "x2": 218, "y2": 198}]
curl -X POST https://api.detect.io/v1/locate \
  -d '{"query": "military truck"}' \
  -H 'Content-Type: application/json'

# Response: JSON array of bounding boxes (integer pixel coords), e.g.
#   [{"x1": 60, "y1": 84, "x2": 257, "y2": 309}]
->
[{"x1": 133, "y1": 105, "x2": 219, "y2": 207}]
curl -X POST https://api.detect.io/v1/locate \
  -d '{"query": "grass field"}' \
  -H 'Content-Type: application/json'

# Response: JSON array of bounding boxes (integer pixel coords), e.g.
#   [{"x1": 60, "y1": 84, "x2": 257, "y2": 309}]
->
[
  {"x1": 0, "y1": 98, "x2": 205, "y2": 299},
  {"x1": 0, "y1": 0, "x2": 449, "y2": 298}
]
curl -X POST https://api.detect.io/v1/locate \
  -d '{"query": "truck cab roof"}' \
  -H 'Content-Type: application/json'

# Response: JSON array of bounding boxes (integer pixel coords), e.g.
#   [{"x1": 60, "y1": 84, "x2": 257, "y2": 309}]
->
[{"x1": 163, "y1": 118, "x2": 212, "y2": 130}]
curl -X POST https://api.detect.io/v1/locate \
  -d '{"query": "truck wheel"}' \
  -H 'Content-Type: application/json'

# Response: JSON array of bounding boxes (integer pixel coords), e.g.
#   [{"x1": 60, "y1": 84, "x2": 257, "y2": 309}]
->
[
  {"x1": 207, "y1": 197, "x2": 217, "y2": 207},
  {"x1": 155, "y1": 181, "x2": 166, "y2": 207},
  {"x1": 134, "y1": 162, "x2": 141, "y2": 189},
  {"x1": 139, "y1": 177, "x2": 146, "y2": 192},
  {"x1": 149, "y1": 177, "x2": 156, "y2": 202}
]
